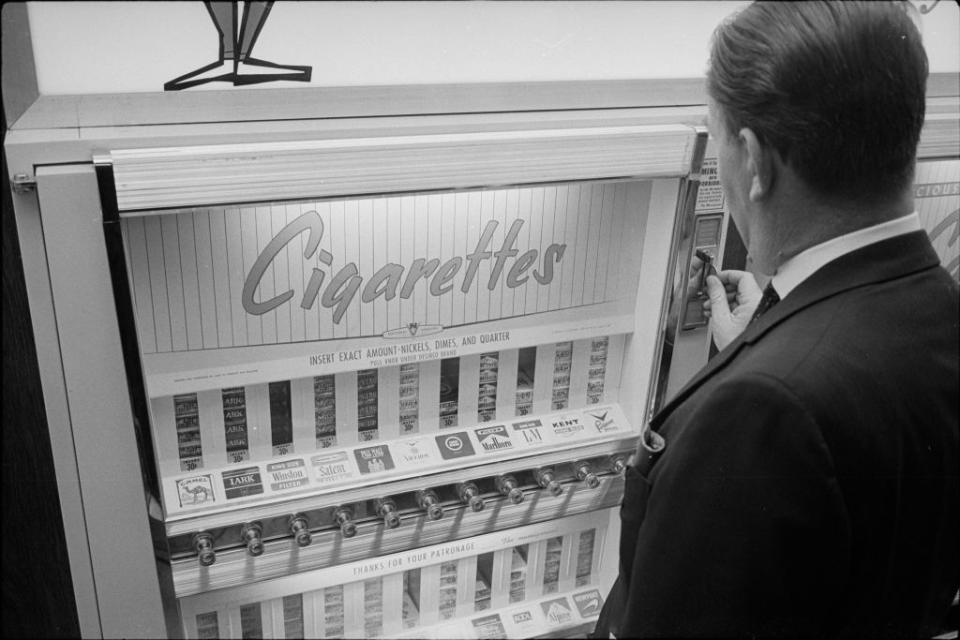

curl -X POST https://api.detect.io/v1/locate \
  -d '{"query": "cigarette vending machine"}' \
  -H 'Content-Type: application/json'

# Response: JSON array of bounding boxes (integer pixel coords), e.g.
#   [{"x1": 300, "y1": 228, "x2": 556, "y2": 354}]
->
[
  {"x1": 8, "y1": 71, "x2": 957, "y2": 638},
  {"x1": 6, "y1": 80, "x2": 725, "y2": 639},
  {"x1": 106, "y1": 114, "x2": 713, "y2": 640}
]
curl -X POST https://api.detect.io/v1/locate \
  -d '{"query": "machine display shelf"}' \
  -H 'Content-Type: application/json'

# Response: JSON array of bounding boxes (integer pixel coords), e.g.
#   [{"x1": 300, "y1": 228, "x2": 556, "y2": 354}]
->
[
  {"x1": 179, "y1": 508, "x2": 615, "y2": 639},
  {"x1": 172, "y1": 472, "x2": 625, "y2": 597},
  {"x1": 151, "y1": 331, "x2": 629, "y2": 484},
  {"x1": 163, "y1": 400, "x2": 637, "y2": 535},
  {"x1": 141, "y1": 309, "x2": 633, "y2": 398}
]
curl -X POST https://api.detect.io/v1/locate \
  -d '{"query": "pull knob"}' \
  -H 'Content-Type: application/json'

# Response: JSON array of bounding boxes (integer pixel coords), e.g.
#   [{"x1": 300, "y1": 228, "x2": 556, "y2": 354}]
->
[
  {"x1": 289, "y1": 514, "x2": 312, "y2": 547},
  {"x1": 193, "y1": 532, "x2": 216, "y2": 567},
  {"x1": 416, "y1": 489, "x2": 444, "y2": 520},
  {"x1": 241, "y1": 521, "x2": 264, "y2": 557},
  {"x1": 534, "y1": 467, "x2": 564, "y2": 496},
  {"x1": 333, "y1": 506, "x2": 357, "y2": 538},
  {"x1": 375, "y1": 497, "x2": 401, "y2": 529},
  {"x1": 496, "y1": 474, "x2": 525, "y2": 504},
  {"x1": 457, "y1": 481, "x2": 485, "y2": 512},
  {"x1": 610, "y1": 455, "x2": 627, "y2": 475},
  {"x1": 574, "y1": 461, "x2": 600, "y2": 489}
]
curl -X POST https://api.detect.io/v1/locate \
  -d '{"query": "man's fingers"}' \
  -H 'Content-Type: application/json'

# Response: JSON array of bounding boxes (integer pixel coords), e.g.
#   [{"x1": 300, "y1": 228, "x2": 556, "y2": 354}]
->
[
  {"x1": 736, "y1": 271, "x2": 761, "y2": 297},
  {"x1": 706, "y1": 275, "x2": 731, "y2": 321}
]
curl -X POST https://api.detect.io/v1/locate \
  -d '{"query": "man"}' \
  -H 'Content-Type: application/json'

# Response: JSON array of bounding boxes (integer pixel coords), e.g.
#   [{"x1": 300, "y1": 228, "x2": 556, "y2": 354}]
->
[{"x1": 595, "y1": 2, "x2": 959, "y2": 637}]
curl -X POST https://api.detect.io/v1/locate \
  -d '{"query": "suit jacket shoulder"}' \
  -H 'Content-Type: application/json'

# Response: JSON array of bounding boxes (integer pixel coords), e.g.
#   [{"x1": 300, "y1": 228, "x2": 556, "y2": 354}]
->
[{"x1": 612, "y1": 231, "x2": 959, "y2": 638}]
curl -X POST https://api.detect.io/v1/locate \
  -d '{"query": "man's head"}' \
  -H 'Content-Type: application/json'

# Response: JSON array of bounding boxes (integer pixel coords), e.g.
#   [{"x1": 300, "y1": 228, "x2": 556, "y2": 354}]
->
[{"x1": 706, "y1": 1, "x2": 928, "y2": 273}]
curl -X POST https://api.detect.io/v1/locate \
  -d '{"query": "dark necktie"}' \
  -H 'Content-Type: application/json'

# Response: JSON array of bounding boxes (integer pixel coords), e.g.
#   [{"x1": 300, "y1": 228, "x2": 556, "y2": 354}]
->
[{"x1": 750, "y1": 282, "x2": 780, "y2": 323}]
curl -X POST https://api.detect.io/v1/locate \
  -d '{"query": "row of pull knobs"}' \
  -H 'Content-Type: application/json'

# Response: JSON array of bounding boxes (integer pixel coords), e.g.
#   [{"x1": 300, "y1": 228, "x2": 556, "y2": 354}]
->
[{"x1": 193, "y1": 458, "x2": 622, "y2": 565}]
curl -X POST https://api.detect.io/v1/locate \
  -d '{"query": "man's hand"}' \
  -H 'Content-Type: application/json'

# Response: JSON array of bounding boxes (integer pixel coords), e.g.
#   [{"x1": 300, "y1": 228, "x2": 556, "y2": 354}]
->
[{"x1": 703, "y1": 270, "x2": 763, "y2": 350}]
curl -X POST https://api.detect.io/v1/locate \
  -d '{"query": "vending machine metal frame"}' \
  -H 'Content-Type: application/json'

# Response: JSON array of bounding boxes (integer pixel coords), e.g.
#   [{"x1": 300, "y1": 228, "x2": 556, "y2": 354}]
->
[{"x1": 5, "y1": 81, "x2": 709, "y2": 638}]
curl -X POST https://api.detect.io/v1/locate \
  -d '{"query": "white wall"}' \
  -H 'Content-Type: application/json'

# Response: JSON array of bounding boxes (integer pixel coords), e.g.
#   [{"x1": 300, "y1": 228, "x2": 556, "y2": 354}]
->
[
  {"x1": 26, "y1": 1, "x2": 960, "y2": 96},
  {"x1": 26, "y1": 1, "x2": 745, "y2": 94}
]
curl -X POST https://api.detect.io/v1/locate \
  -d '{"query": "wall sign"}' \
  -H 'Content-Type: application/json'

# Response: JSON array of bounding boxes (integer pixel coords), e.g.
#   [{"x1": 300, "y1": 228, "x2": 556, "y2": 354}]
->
[
  {"x1": 165, "y1": 1, "x2": 312, "y2": 90},
  {"x1": 122, "y1": 183, "x2": 645, "y2": 354}
]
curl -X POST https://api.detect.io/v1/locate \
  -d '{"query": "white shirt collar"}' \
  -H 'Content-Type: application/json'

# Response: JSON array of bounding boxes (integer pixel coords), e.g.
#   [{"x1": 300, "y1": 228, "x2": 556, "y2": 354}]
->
[{"x1": 771, "y1": 212, "x2": 921, "y2": 299}]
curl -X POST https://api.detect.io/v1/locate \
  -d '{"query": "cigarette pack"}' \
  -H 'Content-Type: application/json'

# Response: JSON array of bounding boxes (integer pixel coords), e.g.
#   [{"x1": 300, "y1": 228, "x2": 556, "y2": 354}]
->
[
  {"x1": 439, "y1": 561, "x2": 458, "y2": 620},
  {"x1": 543, "y1": 536, "x2": 564, "y2": 594},
  {"x1": 194, "y1": 612, "x2": 218, "y2": 640},
  {"x1": 515, "y1": 346, "x2": 536, "y2": 417},
  {"x1": 356, "y1": 370, "x2": 379, "y2": 442},
  {"x1": 222, "y1": 387, "x2": 250, "y2": 464},
  {"x1": 363, "y1": 578, "x2": 383, "y2": 637},
  {"x1": 399, "y1": 365, "x2": 420, "y2": 386},
  {"x1": 440, "y1": 561, "x2": 458, "y2": 584},
  {"x1": 403, "y1": 568, "x2": 421, "y2": 628},
  {"x1": 439, "y1": 358, "x2": 460, "y2": 428},
  {"x1": 551, "y1": 343, "x2": 573, "y2": 411},
  {"x1": 323, "y1": 587, "x2": 344, "y2": 637},
  {"x1": 268, "y1": 381, "x2": 293, "y2": 456},
  {"x1": 474, "y1": 579, "x2": 492, "y2": 612},
  {"x1": 586, "y1": 380, "x2": 605, "y2": 394},
  {"x1": 575, "y1": 529, "x2": 596, "y2": 587},
  {"x1": 586, "y1": 337, "x2": 610, "y2": 405},
  {"x1": 174, "y1": 393, "x2": 202, "y2": 471},
  {"x1": 398, "y1": 363, "x2": 420, "y2": 434},
  {"x1": 239, "y1": 603, "x2": 262, "y2": 638},
  {"x1": 357, "y1": 370, "x2": 378, "y2": 391},
  {"x1": 402, "y1": 590, "x2": 419, "y2": 629},
  {"x1": 475, "y1": 552, "x2": 493, "y2": 612},
  {"x1": 472, "y1": 613, "x2": 507, "y2": 639},
  {"x1": 282, "y1": 594, "x2": 304, "y2": 639},
  {"x1": 313, "y1": 375, "x2": 337, "y2": 449},
  {"x1": 510, "y1": 545, "x2": 529, "y2": 603}
]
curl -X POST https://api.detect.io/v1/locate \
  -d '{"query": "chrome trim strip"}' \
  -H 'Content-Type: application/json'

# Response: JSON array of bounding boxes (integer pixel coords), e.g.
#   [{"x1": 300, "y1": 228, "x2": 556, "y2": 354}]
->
[{"x1": 644, "y1": 127, "x2": 709, "y2": 426}]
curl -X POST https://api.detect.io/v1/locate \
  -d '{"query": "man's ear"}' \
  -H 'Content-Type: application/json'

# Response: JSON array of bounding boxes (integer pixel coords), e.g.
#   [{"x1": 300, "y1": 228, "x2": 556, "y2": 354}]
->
[{"x1": 739, "y1": 128, "x2": 775, "y2": 202}]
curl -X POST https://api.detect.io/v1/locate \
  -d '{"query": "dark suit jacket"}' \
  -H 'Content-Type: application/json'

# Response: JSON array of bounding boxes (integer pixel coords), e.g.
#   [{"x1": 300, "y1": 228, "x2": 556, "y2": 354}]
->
[{"x1": 596, "y1": 231, "x2": 959, "y2": 638}]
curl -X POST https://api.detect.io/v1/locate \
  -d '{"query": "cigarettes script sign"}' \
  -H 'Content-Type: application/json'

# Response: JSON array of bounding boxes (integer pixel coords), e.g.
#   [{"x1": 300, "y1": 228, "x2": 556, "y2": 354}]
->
[
  {"x1": 122, "y1": 183, "x2": 648, "y2": 354},
  {"x1": 241, "y1": 212, "x2": 565, "y2": 324}
]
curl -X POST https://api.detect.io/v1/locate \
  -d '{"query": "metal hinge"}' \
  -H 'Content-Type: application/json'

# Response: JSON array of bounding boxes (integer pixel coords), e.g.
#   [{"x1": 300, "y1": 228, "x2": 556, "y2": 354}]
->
[{"x1": 11, "y1": 174, "x2": 36, "y2": 194}]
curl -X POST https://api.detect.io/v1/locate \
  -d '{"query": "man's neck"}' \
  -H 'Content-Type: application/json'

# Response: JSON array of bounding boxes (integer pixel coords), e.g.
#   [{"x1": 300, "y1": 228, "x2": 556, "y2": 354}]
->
[
  {"x1": 767, "y1": 187, "x2": 914, "y2": 272},
  {"x1": 771, "y1": 212, "x2": 921, "y2": 299}
]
